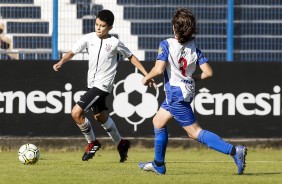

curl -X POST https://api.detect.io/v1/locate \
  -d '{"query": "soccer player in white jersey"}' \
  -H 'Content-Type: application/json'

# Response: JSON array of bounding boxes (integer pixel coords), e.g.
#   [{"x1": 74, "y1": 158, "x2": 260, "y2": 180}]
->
[
  {"x1": 53, "y1": 10, "x2": 154, "y2": 162},
  {"x1": 139, "y1": 8, "x2": 247, "y2": 174}
]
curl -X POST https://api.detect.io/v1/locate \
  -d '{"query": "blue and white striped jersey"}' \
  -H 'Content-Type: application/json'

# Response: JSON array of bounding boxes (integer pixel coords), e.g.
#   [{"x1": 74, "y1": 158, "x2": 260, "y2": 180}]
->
[{"x1": 157, "y1": 38, "x2": 208, "y2": 103}]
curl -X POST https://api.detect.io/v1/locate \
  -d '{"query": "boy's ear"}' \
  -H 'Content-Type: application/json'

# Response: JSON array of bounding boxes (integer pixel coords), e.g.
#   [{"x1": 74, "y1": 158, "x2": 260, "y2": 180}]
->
[{"x1": 109, "y1": 26, "x2": 113, "y2": 30}]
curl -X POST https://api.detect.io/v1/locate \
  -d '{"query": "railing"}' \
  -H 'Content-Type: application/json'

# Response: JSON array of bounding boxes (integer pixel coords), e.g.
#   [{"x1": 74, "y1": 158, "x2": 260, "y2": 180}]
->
[{"x1": 0, "y1": 0, "x2": 281, "y2": 62}]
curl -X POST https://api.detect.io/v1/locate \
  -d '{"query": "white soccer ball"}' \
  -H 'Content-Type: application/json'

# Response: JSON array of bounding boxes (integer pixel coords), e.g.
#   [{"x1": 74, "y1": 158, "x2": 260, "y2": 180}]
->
[{"x1": 18, "y1": 143, "x2": 40, "y2": 165}]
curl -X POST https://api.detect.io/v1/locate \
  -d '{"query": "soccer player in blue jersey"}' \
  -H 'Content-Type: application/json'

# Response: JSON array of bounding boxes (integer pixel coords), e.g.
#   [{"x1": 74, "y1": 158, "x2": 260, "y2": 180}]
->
[{"x1": 139, "y1": 8, "x2": 247, "y2": 175}]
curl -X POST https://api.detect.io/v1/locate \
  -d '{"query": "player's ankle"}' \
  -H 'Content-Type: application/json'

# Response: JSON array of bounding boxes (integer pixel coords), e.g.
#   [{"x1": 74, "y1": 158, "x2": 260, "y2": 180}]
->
[{"x1": 154, "y1": 160, "x2": 165, "y2": 167}]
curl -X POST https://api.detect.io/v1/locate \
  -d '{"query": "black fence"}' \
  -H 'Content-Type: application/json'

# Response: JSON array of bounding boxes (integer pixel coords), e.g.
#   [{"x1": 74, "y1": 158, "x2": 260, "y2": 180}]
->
[{"x1": 0, "y1": 61, "x2": 281, "y2": 138}]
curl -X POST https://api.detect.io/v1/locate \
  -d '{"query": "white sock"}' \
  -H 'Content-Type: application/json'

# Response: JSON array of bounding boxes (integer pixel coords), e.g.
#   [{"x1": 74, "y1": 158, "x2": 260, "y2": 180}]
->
[
  {"x1": 77, "y1": 118, "x2": 96, "y2": 143},
  {"x1": 101, "y1": 117, "x2": 121, "y2": 145}
]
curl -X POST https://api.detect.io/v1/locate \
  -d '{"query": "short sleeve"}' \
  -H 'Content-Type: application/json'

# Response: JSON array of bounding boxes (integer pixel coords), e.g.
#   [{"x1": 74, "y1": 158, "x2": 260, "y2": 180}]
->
[
  {"x1": 71, "y1": 34, "x2": 88, "y2": 54},
  {"x1": 156, "y1": 40, "x2": 169, "y2": 62},
  {"x1": 196, "y1": 48, "x2": 208, "y2": 65},
  {"x1": 117, "y1": 40, "x2": 132, "y2": 59}
]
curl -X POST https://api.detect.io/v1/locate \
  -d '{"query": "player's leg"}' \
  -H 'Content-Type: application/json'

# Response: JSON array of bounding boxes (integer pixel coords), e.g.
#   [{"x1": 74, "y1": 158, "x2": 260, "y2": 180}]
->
[
  {"x1": 152, "y1": 108, "x2": 171, "y2": 167},
  {"x1": 168, "y1": 100, "x2": 236, "y2": 155},
  {"x1": 72, "y1": 104, "x2": 95, "y2": 143},
  {"x1": 93, "y1": 99, "x2": 131, "y2": 162},
  {"x1": 95, "y1": 111, "x2": 121, "y2": 145},
  {"x1": 165, "y1": 100, "x2": 247, "y2": 174},
  {"x1": 139, "y1": 105, "x2": 172, "y2": 175},
  {"x1": 71, "y1": 104, "x2": 101, "y2": 161},
  {"x1": 73, "y1": 87, "x2": 106, "y2": 161},
  {"x1": 183, "y1": 122, "x2": 235, "y2": 154},
  {"x1": 183, "y1": 122, "x2": 247, "y2": 174}
]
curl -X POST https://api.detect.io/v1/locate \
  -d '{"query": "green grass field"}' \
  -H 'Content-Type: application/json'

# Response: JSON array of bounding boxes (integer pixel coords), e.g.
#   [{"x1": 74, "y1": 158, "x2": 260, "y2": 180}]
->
[{"x1": 0, "y1": 147, "x2": 281, "y2": 184}]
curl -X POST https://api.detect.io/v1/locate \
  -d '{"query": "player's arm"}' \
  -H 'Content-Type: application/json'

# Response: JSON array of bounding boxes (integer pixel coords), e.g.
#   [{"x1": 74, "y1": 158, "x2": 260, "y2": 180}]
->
[
  {"x1": 128, "y1": 54, "x2": 148, "y2": 76},
  {"x1": 142, "y1": 39, "x2": 168, "y2": 86},
  {"x1": 192, "y1": 62, "x2": 213, "y2": 82},
  {"x1": 128, "y1": 55, "x2": 156, "y2": 88},
  {"x1": 142, "y1": 60, "x2": 166, "y2": 85},
  {"x1": 53, "y1": 51, "x2": 75, "y2": 71}
]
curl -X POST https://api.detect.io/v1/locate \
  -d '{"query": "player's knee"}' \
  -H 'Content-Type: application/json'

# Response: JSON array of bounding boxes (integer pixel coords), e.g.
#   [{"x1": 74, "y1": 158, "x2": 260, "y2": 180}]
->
[
  {"x1": 152, "y1": 116, "x2": 159, "y2": 125},
  {"x1": 185, "y1": 124, "x2": 202, "y2": 140},
  {"x1": 152, "y1": 115, "x2": 158, "y2": 124},
  {"x1": 187, "y1": 128, "x2": 202, "y2": 139},
  {"x1": 71, "y1": 108, "x2": 82, "y2": 122},
  {"x1": 187, "y1": 132, "x2": 198, "y2": 139},
  {"x1": 152, "y1": 116, "x2": 163, "y2": 129}
]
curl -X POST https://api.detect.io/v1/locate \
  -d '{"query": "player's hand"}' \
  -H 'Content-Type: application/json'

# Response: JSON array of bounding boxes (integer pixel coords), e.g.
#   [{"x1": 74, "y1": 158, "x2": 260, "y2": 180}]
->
[
  {"x1": 53, "y1": 62, "x2": 62, "y2": 71},
  {"x1": 148, "y1": 79, "x2": 157, "y2": 89},
  {"x1": 142, "y1": 77, "x2": 149, "y2": 86},
  {"x1": 142, "y1": 77, "x2": 157, "y2": 89}
]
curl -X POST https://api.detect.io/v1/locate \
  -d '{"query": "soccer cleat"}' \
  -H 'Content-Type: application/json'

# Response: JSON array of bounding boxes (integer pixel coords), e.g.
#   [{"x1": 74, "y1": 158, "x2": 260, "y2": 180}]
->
[
  {"x1": 82, "y1": 139, "x2": 101, "y2": 161},
  {"x1": 233, "y1": 145, "x2": 247, "y2": 175},
  {"x1": 138, "y1": 161, "x2": 166, "y2": 175},
  {"x1": 117, "y1": 139, "x2": 131, "y2": 162}
]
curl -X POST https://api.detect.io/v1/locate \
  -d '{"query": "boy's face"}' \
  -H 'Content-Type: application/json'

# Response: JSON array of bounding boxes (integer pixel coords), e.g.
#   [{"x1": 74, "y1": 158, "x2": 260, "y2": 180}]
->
[{"x1": 95, "y1": 18, "x2": 112, "y2": 39}]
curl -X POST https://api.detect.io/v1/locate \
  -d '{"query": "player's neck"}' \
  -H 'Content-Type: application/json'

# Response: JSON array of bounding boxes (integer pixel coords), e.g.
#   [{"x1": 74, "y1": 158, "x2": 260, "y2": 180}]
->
[{"x1": 98, "y1": 34, "x2": 110, "y2": 40}]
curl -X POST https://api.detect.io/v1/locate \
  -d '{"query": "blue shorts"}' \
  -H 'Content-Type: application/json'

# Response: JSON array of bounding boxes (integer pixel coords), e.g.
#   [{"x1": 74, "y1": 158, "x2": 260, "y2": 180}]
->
[{"x1": 161, "y1": 99, "x2": 196, "y2": 127}]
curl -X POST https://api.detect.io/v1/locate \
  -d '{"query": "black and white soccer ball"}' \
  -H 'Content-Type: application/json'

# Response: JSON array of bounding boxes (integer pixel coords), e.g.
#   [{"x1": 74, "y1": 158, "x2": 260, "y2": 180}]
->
[{"x1": 18, "y1": 143, "x2": 40, "y2": 165}]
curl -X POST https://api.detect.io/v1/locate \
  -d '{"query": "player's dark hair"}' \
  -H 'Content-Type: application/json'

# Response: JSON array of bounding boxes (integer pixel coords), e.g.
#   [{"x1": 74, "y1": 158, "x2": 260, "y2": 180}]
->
[
  {"x1": 172, "y1": 8, "x2": 197, "y2": 43},
  {"x1": 96, "y1": 9, "x2": 115, "y2": 26}
]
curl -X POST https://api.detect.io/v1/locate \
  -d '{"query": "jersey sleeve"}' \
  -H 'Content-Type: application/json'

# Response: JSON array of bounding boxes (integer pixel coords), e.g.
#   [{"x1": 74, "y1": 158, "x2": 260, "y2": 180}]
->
[
  {"x1": 156, "y1": 40, "x2": 169, "y2": 62},
  {"x1": 71, "y1": 34, "x2": 88, "y2": 54},
  {"x1": 196, "y1": 48, "x2": 208, "y2": 65},
  {"x1": 117, "y1": 40, "x2": 132, "y2": 59}
]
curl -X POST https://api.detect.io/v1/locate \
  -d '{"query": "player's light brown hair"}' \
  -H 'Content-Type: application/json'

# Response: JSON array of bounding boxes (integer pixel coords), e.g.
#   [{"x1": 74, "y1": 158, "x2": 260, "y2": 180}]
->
[{"x1": 172, "y1": 8, "x2": 197, "y2": 43}]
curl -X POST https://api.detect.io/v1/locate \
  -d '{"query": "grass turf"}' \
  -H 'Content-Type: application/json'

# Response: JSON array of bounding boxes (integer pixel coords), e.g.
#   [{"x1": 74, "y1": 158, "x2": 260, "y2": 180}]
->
[{"x1": 0, "y1": 148, "x2": 281, "y2": 184}]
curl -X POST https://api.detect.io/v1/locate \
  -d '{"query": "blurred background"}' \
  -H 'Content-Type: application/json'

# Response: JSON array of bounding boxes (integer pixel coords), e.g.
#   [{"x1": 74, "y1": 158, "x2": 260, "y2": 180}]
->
[
  {"x1": 0, "y1": 0, "x2": 281, "y2": 62},
  {"x1": 0, "y1": 0, "x2": 281, "y2": 140}
]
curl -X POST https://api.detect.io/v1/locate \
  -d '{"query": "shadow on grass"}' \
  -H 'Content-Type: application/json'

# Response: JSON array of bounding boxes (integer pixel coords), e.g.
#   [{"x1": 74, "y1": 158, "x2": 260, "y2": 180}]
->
[
  {"x1": 244, "y1": 172, "x2": 282, "y2": 176},
  {"x1": 165, "y1": 171, "x2": 282, "y2": 176}
]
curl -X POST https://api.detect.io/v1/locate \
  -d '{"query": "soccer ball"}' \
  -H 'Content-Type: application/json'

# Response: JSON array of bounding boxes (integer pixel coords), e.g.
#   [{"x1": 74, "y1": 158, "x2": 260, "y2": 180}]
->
[{"x1": 18, "y1": 143, "x2": 40, "y2": 165}]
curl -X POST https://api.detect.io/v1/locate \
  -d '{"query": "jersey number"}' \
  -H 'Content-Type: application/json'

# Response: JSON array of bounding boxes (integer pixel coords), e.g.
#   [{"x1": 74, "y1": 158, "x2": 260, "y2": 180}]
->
[{"x1": 178, "y1": 57, "x2": 187, "y2": 76}]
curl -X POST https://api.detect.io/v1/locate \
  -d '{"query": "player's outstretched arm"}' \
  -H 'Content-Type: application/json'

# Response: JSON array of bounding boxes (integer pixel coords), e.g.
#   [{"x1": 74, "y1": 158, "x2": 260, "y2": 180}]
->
[
  {"x1": 53, "y1": 51, "x2": 75, "y2": 71},
  {"x1": 128, "y1": 54, "x2": 148, "y2": 76},
  {"x1": 142, "y1": 60, "x2": 166, "y2": 86},
  {"x1": 128, "y1": 54, "x2": 156, "y2": 88}
]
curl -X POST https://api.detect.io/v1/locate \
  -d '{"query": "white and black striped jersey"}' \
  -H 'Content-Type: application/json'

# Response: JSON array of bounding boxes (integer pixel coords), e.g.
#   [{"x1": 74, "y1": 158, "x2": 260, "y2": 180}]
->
[{"x1": 71, "y1": 32, "x2": 132, "y2": 92}]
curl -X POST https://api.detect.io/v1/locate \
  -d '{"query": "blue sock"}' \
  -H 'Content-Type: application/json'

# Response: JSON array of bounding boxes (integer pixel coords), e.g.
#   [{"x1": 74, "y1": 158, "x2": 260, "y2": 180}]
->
[
  {"x1": 154, "y1": 127, "x2": 168, "y2": 164},
  {"x1": 197, "y1": 130, "x2": 234, "y2": 155}
]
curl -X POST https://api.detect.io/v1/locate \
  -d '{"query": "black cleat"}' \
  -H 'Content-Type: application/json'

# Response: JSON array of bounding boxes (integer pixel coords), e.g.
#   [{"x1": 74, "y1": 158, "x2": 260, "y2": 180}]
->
[
  {"x1": 117, "y1": 139, "x2": 131, "y2": 162},
  {"x1": 82, "y1": 140, "x2": 101, "y2": 161}
]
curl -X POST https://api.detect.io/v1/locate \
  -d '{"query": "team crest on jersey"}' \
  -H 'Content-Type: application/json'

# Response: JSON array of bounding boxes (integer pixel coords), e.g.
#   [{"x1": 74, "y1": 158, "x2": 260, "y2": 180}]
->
[
  {"x1": 158, "y1": 47, "x2": 163, "y2": 55},
  {"x1": 105, "y1": 44, "x2": 112, "y2": 52}
]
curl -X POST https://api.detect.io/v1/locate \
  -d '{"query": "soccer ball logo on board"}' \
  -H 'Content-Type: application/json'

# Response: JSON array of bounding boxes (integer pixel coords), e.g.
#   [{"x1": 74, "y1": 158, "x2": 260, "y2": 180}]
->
[{"x1": 110, "y1": 69, "x2": 162, "y2": 131}]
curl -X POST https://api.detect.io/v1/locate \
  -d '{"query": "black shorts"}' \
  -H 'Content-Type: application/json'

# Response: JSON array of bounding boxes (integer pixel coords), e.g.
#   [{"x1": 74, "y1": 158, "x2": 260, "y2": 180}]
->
[{"x1": 77, "y1": 87, "x2": 109, "y2": 114}]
